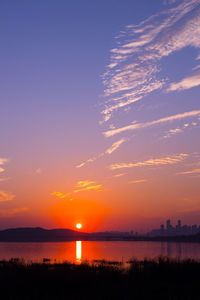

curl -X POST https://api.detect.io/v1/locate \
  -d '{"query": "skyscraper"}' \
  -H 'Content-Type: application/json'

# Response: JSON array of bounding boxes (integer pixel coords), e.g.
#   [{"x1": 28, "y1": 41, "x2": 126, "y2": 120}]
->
[{"x1": 166, "y1": 219, "x2": 171, "y2": 230}]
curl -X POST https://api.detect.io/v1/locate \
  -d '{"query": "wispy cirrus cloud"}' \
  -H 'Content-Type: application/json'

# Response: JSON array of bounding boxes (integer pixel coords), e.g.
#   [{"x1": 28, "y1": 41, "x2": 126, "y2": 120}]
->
[
  {"x1": 0, "y1": 158, "x2": 8, "y2": 165},
  {"x1": 105, "y1": 139, "x2": 126, "y2": 154},
  {"x1": 51, "y1": 191, "x2": 69, "y2": 199},
  {"x1": 51, "y1": 180, "x2": 103, "y2": 201},
  {"x1": 129, "y1": 179, "x2": 147, "y2": 184},
  {"x1": 163, "y1": 0, "x2": 178, "y2": 4},
  {"x1": 164, "y1": 127, "x2": 183, "y2": 138},
  {"x1": 0, "y1": 177, "x2": 10, "y2": 182},
  {"x1": 0, "y1": 207, "x2": 29, "y2": 218},
  {"x1": 163, "y1": 121, "x2": 199, "y2": 139},
  {"x1": 104, "y1": 110, "x2": 200, "y2": 137},
  {"x1": 167, "y1": 72, "x2": 200, "y2": 92},
  {"x1": 0, "y1": 158, "x2": 8, "y2": 174},
  {"x1": 113, "y1": 173, "x2": 126, "y2": 178},
  {"x1": 76, "y1": 138, "x2": 126, "y2": 168},
  {"x1": 76, "y1": 157, "x2": 99, "y2": 169},
  {"x1": 110, "y1": 153, "x2": 188, "y2": 170},
  {"x1": 177, "y1": 168, "x2": 200, "y2": 175},
  {"x1": 0, "y1": 191, "x2": 15, "y2": 202},
  {"x1": 74, "y1": 180, "x2": 102, "y2": 192},
  {"x1": 79, "y1": 1, "x2": 200, "y2": 181},
  {"x1": 101, "y1": 0, "x2": 200, "y2": 122}
]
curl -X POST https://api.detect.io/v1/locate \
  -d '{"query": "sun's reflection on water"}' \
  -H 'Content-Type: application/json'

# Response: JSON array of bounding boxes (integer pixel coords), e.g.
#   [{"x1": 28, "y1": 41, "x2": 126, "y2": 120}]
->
[{"x1": 76, "y1": 241, "x2": 82, "y2": 262}]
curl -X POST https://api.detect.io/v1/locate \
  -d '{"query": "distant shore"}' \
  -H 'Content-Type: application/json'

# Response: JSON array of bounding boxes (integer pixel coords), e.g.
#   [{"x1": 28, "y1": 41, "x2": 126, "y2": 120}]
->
[
  {"x1": 0, "y1": 227, "x2": 200, "y2": 243},
  {"x1": 0, "y1": 257, "x2": 199, "y2": 299}
]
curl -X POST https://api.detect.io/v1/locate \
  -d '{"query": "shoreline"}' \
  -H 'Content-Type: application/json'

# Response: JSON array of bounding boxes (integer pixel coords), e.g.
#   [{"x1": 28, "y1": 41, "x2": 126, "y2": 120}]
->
[{"x1": 0, "y1": 236, "x2": 200, "y2": 243}]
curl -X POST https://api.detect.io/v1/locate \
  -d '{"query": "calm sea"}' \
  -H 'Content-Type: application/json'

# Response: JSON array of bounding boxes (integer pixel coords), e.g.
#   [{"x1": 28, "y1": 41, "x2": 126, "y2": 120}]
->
[{"x1": 0, "y1": 241, "x2": 200, "y2": 263}]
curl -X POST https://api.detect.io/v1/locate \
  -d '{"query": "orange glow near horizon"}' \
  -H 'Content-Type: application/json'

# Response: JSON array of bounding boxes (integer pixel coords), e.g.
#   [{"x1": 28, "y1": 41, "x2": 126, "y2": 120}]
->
[{"x1": 50, "y1": 198, "x2": 110, "y2": 232}]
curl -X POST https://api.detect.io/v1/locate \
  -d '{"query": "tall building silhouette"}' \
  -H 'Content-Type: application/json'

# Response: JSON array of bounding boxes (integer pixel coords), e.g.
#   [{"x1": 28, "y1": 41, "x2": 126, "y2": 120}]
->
[{"x1": 148, "y1": 219, "x2": 200, "y2": 237}]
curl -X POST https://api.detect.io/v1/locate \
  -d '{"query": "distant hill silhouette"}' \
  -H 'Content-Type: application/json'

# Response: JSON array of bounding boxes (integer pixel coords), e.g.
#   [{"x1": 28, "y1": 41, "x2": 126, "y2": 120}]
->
[
  {"x1": 0, "y1": 228, "x2": 140, "y2": 242},
  {"x1": 0, "y1": 227, "x2": 200, "y2": 242},
  {"x1": 0, "y1": 227, "x2": 89, "y2": 242}
]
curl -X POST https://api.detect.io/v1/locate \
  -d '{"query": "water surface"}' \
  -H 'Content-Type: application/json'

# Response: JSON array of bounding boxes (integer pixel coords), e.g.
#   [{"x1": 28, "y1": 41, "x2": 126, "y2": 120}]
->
[{"x1": 0, "y1": 241, "x2": 200, "y2": 263}]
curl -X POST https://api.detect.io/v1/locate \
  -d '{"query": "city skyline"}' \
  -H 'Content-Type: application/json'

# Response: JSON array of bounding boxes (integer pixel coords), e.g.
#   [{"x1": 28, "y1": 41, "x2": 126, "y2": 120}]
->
[
  {"x1": 0, "y1": 0, "x2": 200, "y2": 231},
  {"x1": 149, "y1": 219, "x2": 200, "y2": 237}
]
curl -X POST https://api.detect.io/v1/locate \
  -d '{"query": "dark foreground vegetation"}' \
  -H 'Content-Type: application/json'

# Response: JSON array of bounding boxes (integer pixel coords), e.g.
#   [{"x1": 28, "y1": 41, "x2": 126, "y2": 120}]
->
[{"x1": 0, "y1": 258, "x2": 200, "y2": 299}]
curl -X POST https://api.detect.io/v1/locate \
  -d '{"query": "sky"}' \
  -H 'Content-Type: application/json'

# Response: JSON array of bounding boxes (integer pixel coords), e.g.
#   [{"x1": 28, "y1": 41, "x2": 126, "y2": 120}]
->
[{"x1": 0, "y1": 0, "x2": 200, "y2": 232}]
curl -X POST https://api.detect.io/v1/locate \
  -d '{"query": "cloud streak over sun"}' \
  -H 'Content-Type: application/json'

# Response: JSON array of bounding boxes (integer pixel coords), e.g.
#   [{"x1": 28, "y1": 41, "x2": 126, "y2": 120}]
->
[
  {"x1": 51, "y1": 192, "x2": 69, "y2": 199},
  {"x1": 74, "y1": 180, "x2": 102, "y2": 192},
  {"x1": 51, "y1": 180, "x2": 103, "y2": 202}
]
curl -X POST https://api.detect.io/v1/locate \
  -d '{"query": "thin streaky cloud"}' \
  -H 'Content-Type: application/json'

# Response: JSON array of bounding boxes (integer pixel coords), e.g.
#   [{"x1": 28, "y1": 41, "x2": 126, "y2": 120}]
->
[
  {"x1": 0, "y1": 158, "x2": 8, "y2": 165},
  {"x1": 0, "y1": 177, "x2": 11, "y2": 182},
  {"x1": 51, "y1": 180, "x2": 103, "y2": 201},
  {"x1": 110, "y1": 153, "x2": 188, "y2": 170},
  {"x1": 163, "y1": 121, "x2": 199, "y2": 139},
  {"x1": 163, "y1": 0, "x2": 179, "y2": 4},
  {"x1": 0, "y1": 168, "x2": 5, "y2": 174},
  {"x1": 0, "y1": 207, "x2": 29, "y2": 218},
  {"x1": 101, "y1": 0, "x2": 200, "y2": 122},
  {"x1": 74, "y1": 180, "x2": 102, "y2": 192},
  {"x1": 164, "y1": 128, "x2": 183, "y2": 139},
  {"x1": 114, "y1": 173, "x2": 126, "y2": 178},
  {"x1": 105, "y1": 138, "x2": 126, "y2": 154},
  {"x1": 0, "y1": 158, "x2": 8, "y2": 173},
  {"x1": 167, "y1": 72, "x2": 200, "y2": 92},
  {"x1": 129, "y1": 179, "x2": 147, "y2": 184},
  {"x1": 177, "y1": 168, "x2": 200, "y2": 175},
  {"x1": 0, "y1": 191, "x2": 15, "y2": 202},
  {"x1": 51, "y1": 192, "x2": 69, "y2": 199},
  {"x1": 0, "y1": 157, "x2": 8, "y2": 173},
  {"x1": 76, "y1": 138, "x2": 126, "y2": 168},
  {"x1": 104, "y1": 110, "x2": 200, "y2": 137},
  {"x1": 76, "y1": 156, "x2": 100, "y2": 169},
  {"x1": 193, "y1": 64, "x2": 200, "y2": 71}
]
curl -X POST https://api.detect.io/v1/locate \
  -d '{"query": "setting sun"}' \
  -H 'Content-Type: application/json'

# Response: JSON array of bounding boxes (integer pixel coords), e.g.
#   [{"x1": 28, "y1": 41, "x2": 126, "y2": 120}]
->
[{"x1": 76, "y1": 223, "x2": 82, "y2": 230}]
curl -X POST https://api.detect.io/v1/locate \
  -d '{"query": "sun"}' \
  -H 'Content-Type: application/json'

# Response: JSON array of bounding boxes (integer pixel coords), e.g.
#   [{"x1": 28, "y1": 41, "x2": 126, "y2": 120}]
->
[{"x1": 76, "y1": 223, "x2": 82, "y2": 230}]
